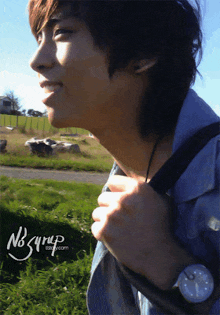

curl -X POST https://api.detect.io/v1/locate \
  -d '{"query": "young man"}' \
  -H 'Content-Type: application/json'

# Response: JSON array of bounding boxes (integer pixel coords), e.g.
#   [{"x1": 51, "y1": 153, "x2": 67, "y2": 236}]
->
[{"x1": 28, "y1": 0, "x2": 220, "y2": 313}]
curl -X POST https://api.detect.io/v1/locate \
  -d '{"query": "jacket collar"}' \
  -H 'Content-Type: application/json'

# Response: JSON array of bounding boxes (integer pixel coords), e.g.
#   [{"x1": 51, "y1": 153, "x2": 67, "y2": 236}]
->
[
  {"x1": 108, "y1": 90, "x2": 220, "y2": 203},
  {"x1": 172, "y1": 89, "x2": 220, "y2": 203}
]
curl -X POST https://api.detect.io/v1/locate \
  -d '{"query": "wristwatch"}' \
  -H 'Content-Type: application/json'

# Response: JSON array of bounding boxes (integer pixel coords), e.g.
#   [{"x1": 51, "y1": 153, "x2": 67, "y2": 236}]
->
[{"x1": 173, "y1": 264, "x2": 214, "y2": 303}]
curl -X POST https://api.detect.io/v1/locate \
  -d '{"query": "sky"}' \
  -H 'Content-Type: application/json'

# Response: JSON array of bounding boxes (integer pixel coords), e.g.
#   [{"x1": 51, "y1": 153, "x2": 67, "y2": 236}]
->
[{"x1": 0, "y1": 0, "x2": 219, "y2": 116}]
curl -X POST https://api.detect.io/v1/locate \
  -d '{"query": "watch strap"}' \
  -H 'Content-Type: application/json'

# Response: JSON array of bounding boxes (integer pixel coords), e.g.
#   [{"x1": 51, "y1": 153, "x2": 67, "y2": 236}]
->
[{"x1": 118, "y1": 261, "x2": 219, "y2": 315}]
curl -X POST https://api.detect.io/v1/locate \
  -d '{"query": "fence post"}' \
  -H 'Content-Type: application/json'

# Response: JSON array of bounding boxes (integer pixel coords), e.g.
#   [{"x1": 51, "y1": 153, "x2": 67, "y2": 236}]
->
[
  {"x1": 43, "y1": 117, "x2": 45, "y2": 132},
  {"x1": 25, "y1": 116, "x2": 27, "y2": 130}
]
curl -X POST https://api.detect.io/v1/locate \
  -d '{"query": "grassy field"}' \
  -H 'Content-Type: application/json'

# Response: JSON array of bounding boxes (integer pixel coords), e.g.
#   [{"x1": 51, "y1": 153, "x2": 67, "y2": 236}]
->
[
  {"x1": 0, "y1": 114, "x2": 88, "y2": 134},
  {"x1": 0, "y1": 127, "x2": 113, "y2": 172},
  {"x1": 0, "y1": 176, "x2": 102, "y2": 314}
]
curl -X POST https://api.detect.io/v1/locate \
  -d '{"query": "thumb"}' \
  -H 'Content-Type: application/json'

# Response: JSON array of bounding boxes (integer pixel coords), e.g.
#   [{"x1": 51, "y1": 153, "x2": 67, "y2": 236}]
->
[{"x1": 106, "y1": 175, "x2": 138, "y2": 192}]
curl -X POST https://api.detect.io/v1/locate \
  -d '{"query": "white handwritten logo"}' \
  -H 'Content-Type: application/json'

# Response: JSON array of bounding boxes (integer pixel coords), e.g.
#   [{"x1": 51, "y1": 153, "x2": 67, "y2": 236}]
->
[{"x1": 7, "y1": 226, "x2": 66, "y2": 261}]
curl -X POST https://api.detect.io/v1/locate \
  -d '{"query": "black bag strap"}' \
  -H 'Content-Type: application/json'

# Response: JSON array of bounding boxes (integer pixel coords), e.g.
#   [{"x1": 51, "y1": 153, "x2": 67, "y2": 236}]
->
[
  {"x1": 118, "y1": 122, "x2": 220, "y2": 314},
  {"x1": 148, "y1": 122, "x2": 220, "y2": 194}
]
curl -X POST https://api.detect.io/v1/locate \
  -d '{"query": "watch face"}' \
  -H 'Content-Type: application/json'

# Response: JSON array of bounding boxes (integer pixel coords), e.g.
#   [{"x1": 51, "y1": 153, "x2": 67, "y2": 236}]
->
[{"x1": 179, "y1": 264, "x2": 214, "y2": 303}]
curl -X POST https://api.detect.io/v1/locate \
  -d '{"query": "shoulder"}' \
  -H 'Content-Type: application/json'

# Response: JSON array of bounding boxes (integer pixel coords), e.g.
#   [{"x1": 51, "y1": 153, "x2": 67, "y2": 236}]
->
[{"x1": 172, "y1": 89, "x2": 220, "y2": 203}]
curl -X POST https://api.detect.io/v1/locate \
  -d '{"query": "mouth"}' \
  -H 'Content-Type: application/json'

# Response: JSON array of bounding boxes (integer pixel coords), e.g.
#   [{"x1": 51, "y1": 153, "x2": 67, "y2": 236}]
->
[
  {"x1": 39, "y1": 81, "x2": 63, "y2": 103},
  {"x1": 43, "y1": 84, "x2": 62, "y2": 94},
  {"x1": 40, "y1": 81, "x2": 63, "y2": 93}
]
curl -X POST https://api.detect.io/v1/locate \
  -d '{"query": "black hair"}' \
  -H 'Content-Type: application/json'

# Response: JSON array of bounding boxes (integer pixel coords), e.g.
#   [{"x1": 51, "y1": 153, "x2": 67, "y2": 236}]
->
[{"x1": 29, "y1": 0, "x2": 203, "y2": 137}]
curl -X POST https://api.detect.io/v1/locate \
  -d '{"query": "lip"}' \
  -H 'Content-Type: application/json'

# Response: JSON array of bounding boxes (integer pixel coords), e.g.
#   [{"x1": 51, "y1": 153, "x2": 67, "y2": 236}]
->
[
  {"x1": 39, "y1": 81, "x2": 63, "y2": 104},
  {"x1": 39, "y1": 80, "x2": 63, "y2": 89}
]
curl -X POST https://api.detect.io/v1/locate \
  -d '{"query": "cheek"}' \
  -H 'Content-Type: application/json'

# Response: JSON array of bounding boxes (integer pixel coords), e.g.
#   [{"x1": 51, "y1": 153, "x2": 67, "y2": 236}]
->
[
  {"x1": 56, "y1": 40, "x2": 89, "y2": 67},
  {"x1": 88, "y1": 65, "x2": 110, "y2": 81},
  {"x1": 57, "y1": 41, "x2": 98, "y2": 65},
  {"x1": 56, "y1": 43, "x2": 75, "y2": 65},
  {"x1": 65, "y1": 60, "x2": 110, "y2": 98}
]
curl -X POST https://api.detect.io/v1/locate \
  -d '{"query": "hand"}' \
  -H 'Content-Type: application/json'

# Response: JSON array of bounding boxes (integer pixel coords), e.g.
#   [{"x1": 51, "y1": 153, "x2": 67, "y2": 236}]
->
[
  {"x1": 92, "y1": 175, "x2": 218, "y2": 310},
  {"x1": 91, "y1": 175, "x2": 182, "y2": 288}
]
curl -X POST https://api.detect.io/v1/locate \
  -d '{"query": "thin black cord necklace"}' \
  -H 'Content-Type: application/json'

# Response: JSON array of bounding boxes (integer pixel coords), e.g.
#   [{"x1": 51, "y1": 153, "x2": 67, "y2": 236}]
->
[{"x1": 146, "y1": 136, "x2": 162, "y2": 181}]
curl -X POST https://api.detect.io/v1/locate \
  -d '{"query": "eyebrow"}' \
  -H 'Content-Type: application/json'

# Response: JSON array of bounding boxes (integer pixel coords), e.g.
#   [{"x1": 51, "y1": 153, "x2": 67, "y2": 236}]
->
[
  {"x1": 44, "y1": 10, "x2": 76, "y2": 29},
  {"x1": 45, "y1": 18, "x2": 62, "y2": 28},
  {"x1": 50, "y1": 8, "x2": 75, "y2": 22},
  {"x1": 36, "y1": 17, "x2": 68, "y2": 37}
]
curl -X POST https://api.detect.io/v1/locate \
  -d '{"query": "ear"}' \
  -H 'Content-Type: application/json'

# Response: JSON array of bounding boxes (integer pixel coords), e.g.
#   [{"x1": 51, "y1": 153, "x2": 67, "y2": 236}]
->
[{"x1": 135, "y1": 58, "x2": 157, "y2": 74}]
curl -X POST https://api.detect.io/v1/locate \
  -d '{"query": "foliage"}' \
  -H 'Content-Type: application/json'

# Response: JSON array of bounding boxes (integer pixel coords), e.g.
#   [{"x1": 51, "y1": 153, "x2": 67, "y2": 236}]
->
[
  {"x1": 4, "y1": 90, "x2": 21, "y2": 111},
  {"x1": 28, "y1": 109, "x2": 43, "y2": 117}
]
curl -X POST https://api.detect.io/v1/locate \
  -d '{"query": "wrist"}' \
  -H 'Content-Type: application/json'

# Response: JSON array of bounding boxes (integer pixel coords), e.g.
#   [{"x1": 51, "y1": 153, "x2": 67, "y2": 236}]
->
[{"x1": 140, "y1": 240, "x2": 196, "y2": 290}]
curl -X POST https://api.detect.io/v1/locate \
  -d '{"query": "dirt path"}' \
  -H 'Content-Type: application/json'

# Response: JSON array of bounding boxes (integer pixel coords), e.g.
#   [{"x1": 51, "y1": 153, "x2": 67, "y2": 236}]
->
[{"x1": 0, "y1": 166, "x2": 109, "y2": 185}]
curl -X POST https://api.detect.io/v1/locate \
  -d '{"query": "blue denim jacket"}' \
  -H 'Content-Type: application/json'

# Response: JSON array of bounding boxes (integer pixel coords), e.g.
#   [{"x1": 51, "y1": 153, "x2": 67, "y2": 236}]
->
[{"x1": 87, "y1": 90, "x2": 220, "y2": 314}]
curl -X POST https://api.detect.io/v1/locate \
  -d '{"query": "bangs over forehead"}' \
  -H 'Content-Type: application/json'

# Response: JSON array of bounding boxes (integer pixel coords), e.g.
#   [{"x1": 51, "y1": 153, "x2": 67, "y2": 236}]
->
[
  {"x1": 28, "y1": 0, "x2": 202, "y2": 138},
  {"x1": 28, "y1": 0, "x2": 79, "y2": 36},
  {"x1": 28, "y1": 0, "x2": 58, "y2": 35}
]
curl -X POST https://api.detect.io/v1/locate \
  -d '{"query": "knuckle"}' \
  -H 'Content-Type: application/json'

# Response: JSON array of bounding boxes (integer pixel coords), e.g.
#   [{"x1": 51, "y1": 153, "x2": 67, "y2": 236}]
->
[
  {"x1": 91, "y1": 220, "x2": 108, "y2": 241},
  {"x1": 103, "y1": 203, "x2": 121, "y2": 224},
  {"x1": 120, "y1": 191, "x2": 135, "y2": 208},
  {"x1": 105, "y1": 207, "x2": 116, "y2": 221},
  {"x1": 97, "y1": 193, "x2": 104, "y2": 204},
  {"x1": 95, "y1": 223, "x2": 111, "y2": 243}
]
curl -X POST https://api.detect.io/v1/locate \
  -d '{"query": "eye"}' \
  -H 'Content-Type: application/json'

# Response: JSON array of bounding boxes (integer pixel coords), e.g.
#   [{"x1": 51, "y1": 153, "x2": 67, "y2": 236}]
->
[
  {"x1": 53, "y1": 28, "x2": 75, "y2": 39},
  {"x1": 36, "y1": 32, "x2": 43, "y2": 45}
]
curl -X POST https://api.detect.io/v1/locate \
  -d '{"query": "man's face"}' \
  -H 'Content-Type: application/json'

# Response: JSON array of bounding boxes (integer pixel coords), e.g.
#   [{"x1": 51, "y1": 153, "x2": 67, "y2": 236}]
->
[{"x1": 29, "y1": 5, "x2": 143, "y2": 131}]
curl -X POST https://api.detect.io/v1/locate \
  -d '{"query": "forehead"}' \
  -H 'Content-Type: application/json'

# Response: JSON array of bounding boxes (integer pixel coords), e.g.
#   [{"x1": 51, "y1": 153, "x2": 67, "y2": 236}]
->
[
  {"x1": 33, "y1": 2, "x2": 79, "y2": 35},
  {"x1": 42, "y1": 5, "x2": 77, "y2": 29},
  {"x1": 50, "y1": 3, "x2": 77, "y2": 20}
]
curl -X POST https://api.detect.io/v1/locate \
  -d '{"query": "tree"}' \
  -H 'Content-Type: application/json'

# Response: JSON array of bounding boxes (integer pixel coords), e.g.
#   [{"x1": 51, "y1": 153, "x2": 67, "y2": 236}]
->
[
  {"x1": 10, "y1": 110, "x2": 22, "y2": 116},
  {"x1": 27, "y1": 109, "x2": 43, "y2": 117},
  {"x1": 5, "y1": 90, "x2": 21, "y2": 112},
  {"x1": 33, "y1": 110, "x2": 43, "y2": 117},
  {"x1": 28, "y1": 109, "x2": 34, "y2": 116},
  {"x1": 42, "y1": 110, "x2": 48, "y2": 117}
]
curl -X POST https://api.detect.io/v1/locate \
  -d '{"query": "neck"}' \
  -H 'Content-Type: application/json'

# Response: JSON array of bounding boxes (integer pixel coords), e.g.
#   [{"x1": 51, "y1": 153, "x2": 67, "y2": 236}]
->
[
  {"x1": 92, "y1": 125, "x2": 174, "y2": 182},
  {"x1": 86, "y1": 71, "x2": 174, "y2": 180}
]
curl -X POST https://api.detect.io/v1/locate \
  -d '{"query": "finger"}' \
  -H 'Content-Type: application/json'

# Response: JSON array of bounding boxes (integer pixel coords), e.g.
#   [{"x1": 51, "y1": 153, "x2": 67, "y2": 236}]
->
[
  {"x1": 98, "y1": 191, "x2": 122, "y2": 206},
  {"x1": 92, "y1": 207, "x2": 108, "y2": 221},
  {"x1": 106, "y1": 175, "x2": 137, "y2": 192},
  {"x1": 91, "y1": 221, "x2": 104, "y2": 241}
]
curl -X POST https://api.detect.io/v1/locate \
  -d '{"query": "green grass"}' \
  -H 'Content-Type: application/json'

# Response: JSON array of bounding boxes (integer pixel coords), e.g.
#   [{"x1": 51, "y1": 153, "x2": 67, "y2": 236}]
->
[
  {"x1": 0, "y1": 127, "x2": 113, "y2": 172},
  {"x1": 0, "y1": 176, "x2": 102, "y2": 314},
  {"x1": 0, "y1": 154, "x2": 112, "y2": 172},
  {"x1": 0, "y1": 114, "x2": 88, "y2": 134}
]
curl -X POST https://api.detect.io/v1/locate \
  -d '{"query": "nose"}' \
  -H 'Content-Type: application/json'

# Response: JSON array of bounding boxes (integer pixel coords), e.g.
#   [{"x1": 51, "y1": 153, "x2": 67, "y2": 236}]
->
[{"x1": 29, "y1": 40, "x2": 55, "y2": 73}]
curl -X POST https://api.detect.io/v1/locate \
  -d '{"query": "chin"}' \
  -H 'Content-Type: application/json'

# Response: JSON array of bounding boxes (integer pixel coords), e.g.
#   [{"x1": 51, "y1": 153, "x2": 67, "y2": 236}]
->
[
  {"x1": 48, "y1": 111, "x2": 77, "y2": 129},
  {"x1": 47, "y1": 108, "x2": 64, "y2": 128},
  {"x1": 49, "y1": 117, "x2": 68, "y2": 129},
  {"x1": 50, "y1": 120, "x2": 63, "y2": 129}
]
